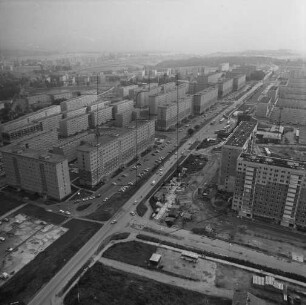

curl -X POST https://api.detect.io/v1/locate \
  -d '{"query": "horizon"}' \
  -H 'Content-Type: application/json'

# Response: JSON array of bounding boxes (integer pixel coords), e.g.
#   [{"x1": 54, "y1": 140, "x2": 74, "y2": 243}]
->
[{"x1": 0, "y1": 0, "x2": 305, "y2": 55}]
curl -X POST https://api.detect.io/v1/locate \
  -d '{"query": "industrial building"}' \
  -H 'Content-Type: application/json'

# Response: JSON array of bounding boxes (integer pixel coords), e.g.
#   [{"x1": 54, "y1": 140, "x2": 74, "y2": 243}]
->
[
  {"x1": 77, "y1": 120, "x2": 155, "y2": 186},
  {"x1": 192, "y1": 86, "x2": 218, "y2": 115},
  {"x1": 1, "y1": 146, "x2": 71, "y2": 200},
  {"x1": 219, "y1": 120, "x2": 258, "y2": 192},
  {"x1": 156, "y1": 96, "x2": 192, "y2": 131},
  {"x1": 232, "y1": 153, "x2": 306, "y2": 229}
]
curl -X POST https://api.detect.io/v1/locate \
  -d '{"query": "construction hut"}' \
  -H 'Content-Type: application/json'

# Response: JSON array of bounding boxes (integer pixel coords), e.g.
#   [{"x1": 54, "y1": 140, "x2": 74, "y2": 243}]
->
[{"x1": 149, "y1": 253, "x2": 162, "y2": 266}]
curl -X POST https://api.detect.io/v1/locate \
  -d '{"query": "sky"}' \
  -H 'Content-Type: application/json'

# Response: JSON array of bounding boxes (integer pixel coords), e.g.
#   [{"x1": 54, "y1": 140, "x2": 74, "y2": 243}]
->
[{"x1": 0, "y1": 0, "x2": 305, "y2": 54}]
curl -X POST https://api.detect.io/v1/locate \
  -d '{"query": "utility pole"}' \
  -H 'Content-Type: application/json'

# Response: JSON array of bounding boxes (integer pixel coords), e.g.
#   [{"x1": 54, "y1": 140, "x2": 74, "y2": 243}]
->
[{"x1": 176, "y1": 73, "x2": 179, "y2": 179}]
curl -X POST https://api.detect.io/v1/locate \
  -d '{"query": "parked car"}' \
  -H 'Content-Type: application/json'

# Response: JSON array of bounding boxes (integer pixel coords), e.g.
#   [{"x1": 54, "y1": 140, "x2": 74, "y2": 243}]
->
[{"x1": 110, "y1": 219, "x2": 117, "y2": 224}]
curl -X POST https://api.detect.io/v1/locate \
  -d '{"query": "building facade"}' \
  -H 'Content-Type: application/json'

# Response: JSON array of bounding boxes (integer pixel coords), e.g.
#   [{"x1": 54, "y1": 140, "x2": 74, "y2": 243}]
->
[
  {"x1": 156, "y1": 96, "x2": 192, "y2": 131},
  {"x1": 218, "y1": 78, "x2": 233, "y2": 98},
  {"x1": 219, "y1": 121, "x2": 258, "y2": 192},
  {"x1": 1, "y1": 146, "x2": 71, "y2": 200},
  {"x1": 192, "y1": 86, "x2": 218, "y2": 115},
  {"x1": 77, "y1": 120, "x2": 155, "y2": 186},
  {"x1": 59, "y1": 113, "x2": 89, "y2": 137},
  {"x1": 233, "y1": 153, "x2": 306, "y2": 229}
]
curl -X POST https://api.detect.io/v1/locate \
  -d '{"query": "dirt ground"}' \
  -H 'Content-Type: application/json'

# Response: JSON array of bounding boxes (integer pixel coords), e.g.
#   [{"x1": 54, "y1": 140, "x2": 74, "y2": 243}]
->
[
  {"x1": 156, "y1": 247, "x2": 216, "y2": 283},
  {"x1": 0, "y1": 213, "x2": 67, "y2": 286},
  {"x1": 155, "y1": 148, "x2": 306, "y2": 263}
]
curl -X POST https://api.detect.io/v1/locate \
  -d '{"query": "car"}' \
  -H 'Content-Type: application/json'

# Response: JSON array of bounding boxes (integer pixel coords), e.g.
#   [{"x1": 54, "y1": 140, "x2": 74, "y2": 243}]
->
[
  {"x1": 112, "y1": 182, "x2": 117, "y2": 185},
  {"x1": 6, "y1": 247, "x2": 13, "y2": 252},
  {"x1": 3, "y1": 218, "x2": 9, "y2": 222},
  {"x1": 128, "y1": 182, "x2": 133, "y2": 186},
  {"x1": 65, "y1": 211, "x2": 71, "y2": 215},
  {"x1": 130, "y1": 211, "x2": 136, "y2": 216},
  {"x1": 46, "y1": 209, "x2": 52, "y2": 212},
  {"x1": 110, "y1": 220, "x2": 117, "y2": 224},
  {"x1": 133, "y1": 200, "x2": 138, "y2": 205},
  {"x1": 96, "y1": 194, "x2": 101, "y2": 197},
  {"x1": 0, "y1": 237, "x2": 5, "y2": 242},
  {"x1": 59, "y1": 210, "x2": 65, "y2": 213}
]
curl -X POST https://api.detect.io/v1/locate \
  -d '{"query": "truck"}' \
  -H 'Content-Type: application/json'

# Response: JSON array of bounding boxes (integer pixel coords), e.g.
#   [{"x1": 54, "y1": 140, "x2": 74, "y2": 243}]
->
[{"x1": 151, "y1": 180, "x2": 156, "y2": 186}]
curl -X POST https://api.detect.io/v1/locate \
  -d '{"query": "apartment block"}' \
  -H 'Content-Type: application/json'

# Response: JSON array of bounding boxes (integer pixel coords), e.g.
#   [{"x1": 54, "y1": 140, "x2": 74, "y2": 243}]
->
[
  {"x1": 255, "y1": 96, "x2": 272, "y2": 118},
  {"x1": 1, "y1": 146, "x2": 71, "y2": 200},
  {"x1": 13, "y1": 129, "x2": 58, "y2": 152},
  {"x1": 77, "y1": 120, "x2": 155, "y2": 186},
  {"x1": 63, "y1": 107, "x2": 87, "y2": 118},
  {"x1": 88, "y1": 106, "x2": 113, "y2": 128},
  {"x1": 60, "y1": 95, "x2": 98, "y2": 112},
  {"x1": 135, "y1": 86, "x2": 161, "y2": 108},
  {"x1": 219, "y1": 121, "x2": 257, "y2": 192},
  {"x1": 233, "y1": 153, "x2": 306, "y2": 229},
  {"x1": 218, "y1": 78, "x2": 233, "y2": 98},
  {"x1": 149, "y1": 84, "x2": 188, "y2": 115},
  {"x1": 114, "y1": 111, "x2": 132, "y2": 127},
  {"x1": 51, "y1": 91, "x2": 74, "y2": 101},
  {"x1": 112, "y1": 99, "x2": 134, "y2": 119},
  {"x1": 27, "y1": 94, "x2": 52, "y2": 106},
  {"x1": 0, "y1": 105, "x2": 61, "y2": 134},
  {"x1": 267, "y1": 86, "x2": 279, "y2": 103},
  {"x1": 59, "y1": 113, "x2": 89, "y2": 137},
  {"x1": 233, "y1": 74, "x2": 246, "y2": 91},
  {"x1": 87, "y1": 100, "x2": 111, "y2": 112},
  {"x1": 192, "y1": 86, "x2": 218, "y2": 115},
  {"x1": 2, "y1": 122, "x2": 44, "y2": 144},
  {"x1": 37, "y1": 113, "x2": 62, "y2": 131},
  {"x1": 116, "y1": 85, "x2": 139, "y2": 98},
  {"x1": 53, "y1": 132, "x2": 96, "y2": 162},
  {"x1": 197, "y1": 72, "x2": 223, "y2": 85},
  {"x1": 156, "y1": 96, "x2": 192, "y2": 131},
  {"x1": 219, "y1": 63, "x2": 230, "y2": 72}
]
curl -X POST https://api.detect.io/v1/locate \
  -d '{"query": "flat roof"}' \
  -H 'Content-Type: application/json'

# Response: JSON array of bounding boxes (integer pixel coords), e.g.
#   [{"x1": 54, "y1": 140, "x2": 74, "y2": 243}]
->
[
  {"x1": 77, "y1": 121, "x2": 151, "y2": 152},
  {"x1": 224, "y1": 121, "x2": 257, "y2": 147},
  {"x1": 0, "y1": 146, "x2": 66, "y2": 163},
  {"x1": 149, "y1": 253, "x2": 162, "y2": 262},
  {"x1": 194, "y1": 86, "x2": 218, "y2": 96},
  {"x1": 239, "y1": 152, "x2": 306, "y2": 171}
]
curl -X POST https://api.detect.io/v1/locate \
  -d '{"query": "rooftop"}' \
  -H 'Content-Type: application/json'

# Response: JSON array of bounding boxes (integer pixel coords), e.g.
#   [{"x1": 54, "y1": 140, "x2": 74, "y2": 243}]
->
[
  {"x1": 239, "y1": 153, "x2": 306, "y2": 171},
  {"x1": 194, "y1": 86, "x2": 218, "y2": 96},
  {"x1": 0, "y1": 146, "x2": 66, "y2": 163},
  {"x1": 224, "y1": 121, "x2": 257, "y2": 147}
]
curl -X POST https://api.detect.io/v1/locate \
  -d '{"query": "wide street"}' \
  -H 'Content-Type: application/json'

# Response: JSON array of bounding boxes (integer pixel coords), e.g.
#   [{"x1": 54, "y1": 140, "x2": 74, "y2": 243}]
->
[{"x1": 29, "y1": 81, "x2": 269, "y2": 305}]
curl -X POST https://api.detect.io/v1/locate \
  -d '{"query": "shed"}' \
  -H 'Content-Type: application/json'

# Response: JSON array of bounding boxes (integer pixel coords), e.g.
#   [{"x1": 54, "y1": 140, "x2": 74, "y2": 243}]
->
[{"x1": 149, "y1": 253, "x2": 162, "y2": 266}]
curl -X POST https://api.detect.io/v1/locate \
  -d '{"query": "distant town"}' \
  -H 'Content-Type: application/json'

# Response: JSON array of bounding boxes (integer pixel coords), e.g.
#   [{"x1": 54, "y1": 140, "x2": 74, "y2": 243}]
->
[{"x1": 0, "y1": 50, "x2": 306, "y2": 305}]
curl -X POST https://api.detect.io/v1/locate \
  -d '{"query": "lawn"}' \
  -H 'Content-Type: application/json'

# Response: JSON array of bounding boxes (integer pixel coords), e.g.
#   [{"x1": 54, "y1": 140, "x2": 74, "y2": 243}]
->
[
  {"x1": 0, "y1": 192, "x2": 24, "y2": 216},
  {"x1": 64, "y1": 263, "x2": 231, "y2": 305},
  {"x1": 0, "y1": 219, "x2": 102, "y2": 304},
  {"x1": 16, "y1": 203, "x2": 67, "y2": 224},
  {"x1": 103, "y1": 240, "x2": 157, "y2": 267}
]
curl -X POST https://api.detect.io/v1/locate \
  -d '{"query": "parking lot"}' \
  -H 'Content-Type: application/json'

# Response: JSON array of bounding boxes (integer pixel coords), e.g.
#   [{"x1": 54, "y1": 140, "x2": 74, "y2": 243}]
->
[{"x1": 0, "y1": 214, "x2": 67, "y2": 284}]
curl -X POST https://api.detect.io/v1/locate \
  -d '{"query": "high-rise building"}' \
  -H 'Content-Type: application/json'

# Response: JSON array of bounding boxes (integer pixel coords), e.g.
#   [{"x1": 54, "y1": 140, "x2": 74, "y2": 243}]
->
[
  {"x1": 233, "y1": 153, "x2": 306, "y2": 229},
  {"x1": 219, "y1": 121, "x2": 257, "y2": 192},
  {"x1": 1, "y1": 146, "x2": 71, "y2": 200},
  {"x1": 77, "y1": 120, "x2": 155, "y2": 186},
  {"x1": 255, "y1": 96, "x2": 272, "y2": 118},
  {"x1": 112, "y1": 99, "x2": 134, "y2": 119},
  {"x1": 60, "y1": 95, "x2": 98, "y2": 112},
  {"x1": 156, "y1": 96, "x2": 192, "y2": 131},
  {"x1": 192, "y1": 86, "x2": 218, "y2": 115},
  {"x1": 59, "y1": 113, "x2": 89, "y2": 137},
  {"x1": 218, "y1": 78, "x2": 233, "y2": 98}
]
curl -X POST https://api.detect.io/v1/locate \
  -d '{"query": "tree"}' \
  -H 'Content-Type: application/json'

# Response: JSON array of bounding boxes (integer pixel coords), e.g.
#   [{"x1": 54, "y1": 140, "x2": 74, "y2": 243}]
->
[{"x1": 187, "y1": 128, "x2": 194, "y2": 136}]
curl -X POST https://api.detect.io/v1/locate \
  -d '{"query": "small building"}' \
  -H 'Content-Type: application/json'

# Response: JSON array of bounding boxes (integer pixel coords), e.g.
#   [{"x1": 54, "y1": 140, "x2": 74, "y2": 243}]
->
[
  {"x1": 181, "y1": 250, "x2": 199, "y2": 262},
  {"x1": 149, "y1": 253, "x2": 162, "y2": 266}
]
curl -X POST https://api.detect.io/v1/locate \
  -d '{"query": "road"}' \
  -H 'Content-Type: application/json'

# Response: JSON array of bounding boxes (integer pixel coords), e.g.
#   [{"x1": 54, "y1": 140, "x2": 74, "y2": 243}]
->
[{"x1": 29, "y1": 81, "x2": 266, "y2": 305}]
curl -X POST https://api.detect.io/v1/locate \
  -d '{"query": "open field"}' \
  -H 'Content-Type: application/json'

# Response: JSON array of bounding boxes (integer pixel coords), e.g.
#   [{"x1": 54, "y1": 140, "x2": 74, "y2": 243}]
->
[
  {"x1": 64, "y1": 263, "x2": 231, "y2": 305},
  {"x1": 0, "y1": 218, "x2": 102, "y2": 304},
  {"x1": 103, "y1": 240, "x2": 157, "y2": 268},
  {"x1": 0, "y1": 193, "x2": 25, "y2": 216}
]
